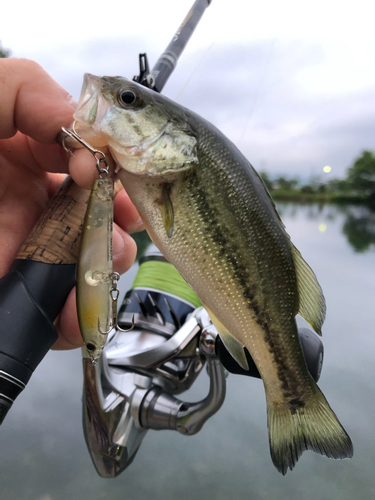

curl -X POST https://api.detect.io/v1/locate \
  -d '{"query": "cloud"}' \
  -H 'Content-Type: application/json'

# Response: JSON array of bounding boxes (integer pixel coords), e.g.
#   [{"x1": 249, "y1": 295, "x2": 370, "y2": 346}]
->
[
  {"x1": 170, "y1": 41, "x2": 374, "y2": 178},
  {"x1": 19, "y1": 36, "x2": 374, "y2": 179}
]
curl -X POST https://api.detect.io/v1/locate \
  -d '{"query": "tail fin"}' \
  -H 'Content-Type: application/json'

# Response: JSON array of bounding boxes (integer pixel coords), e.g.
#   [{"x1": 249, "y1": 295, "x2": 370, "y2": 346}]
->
[{"x1": 267, "y1": 385, "x2": 353, "y2": 475}]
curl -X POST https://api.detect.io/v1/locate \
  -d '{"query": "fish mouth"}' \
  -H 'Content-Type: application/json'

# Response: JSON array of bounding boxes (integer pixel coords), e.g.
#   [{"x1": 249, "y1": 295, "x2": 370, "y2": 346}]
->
[
  {"x1": 58, "y1": 74, "x2": 109, "y2": 149},
  {"x1": 74, "y1": 73, "x2": 102, "y2": 126}
]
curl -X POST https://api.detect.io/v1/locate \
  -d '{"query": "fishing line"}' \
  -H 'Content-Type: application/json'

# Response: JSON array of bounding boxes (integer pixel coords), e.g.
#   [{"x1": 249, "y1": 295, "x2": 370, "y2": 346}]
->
[
  {"x1": 132, "y1": 260, "x2": 202, "y2": 308},
  {"x1": 174, "y1": 41, "x2": 215, "y2": 102},
  {"x1": 238, "y1": 38, "x2": 277, "y2": 146}
]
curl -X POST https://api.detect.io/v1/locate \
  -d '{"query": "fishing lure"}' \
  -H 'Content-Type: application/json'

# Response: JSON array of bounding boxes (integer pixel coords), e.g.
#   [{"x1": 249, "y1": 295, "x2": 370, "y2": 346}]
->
[{"x1": 62, "y1": 125, "x2": 132, "y2": 363}]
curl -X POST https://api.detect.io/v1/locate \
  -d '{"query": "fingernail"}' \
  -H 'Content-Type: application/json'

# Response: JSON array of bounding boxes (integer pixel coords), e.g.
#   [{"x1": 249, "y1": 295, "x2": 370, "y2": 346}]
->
[
  {"x1": 67, "y1": 94, "x2": 78, "y2": 109},
  {"x1": 113, "y1": 228, "x2": 125, "y2": 257}
]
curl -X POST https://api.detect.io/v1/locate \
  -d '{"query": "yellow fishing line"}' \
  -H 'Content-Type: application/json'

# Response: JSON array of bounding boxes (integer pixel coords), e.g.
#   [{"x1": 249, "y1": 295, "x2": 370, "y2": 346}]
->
[{"x1": 132, "y1": 261, "x2": 202, "y2": 308}]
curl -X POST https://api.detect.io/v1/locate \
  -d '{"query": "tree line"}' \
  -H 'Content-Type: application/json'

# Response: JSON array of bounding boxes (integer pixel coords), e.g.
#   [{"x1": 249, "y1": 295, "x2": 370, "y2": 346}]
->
[{"x1": 260, "y1": 150, "x2": 375, "y2": 206}]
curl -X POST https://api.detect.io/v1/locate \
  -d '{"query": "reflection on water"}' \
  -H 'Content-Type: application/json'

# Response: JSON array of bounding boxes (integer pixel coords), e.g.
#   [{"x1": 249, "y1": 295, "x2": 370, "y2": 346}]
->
[
  {"x1": 277, "y1": 202, "x2": 375, "y2": 253},
  {"x1": 342, "y1": 207, "x2": 375, "y2": 253},
  {"x1": 1, "y1": 203, "x2": 375, "y2": 500}
]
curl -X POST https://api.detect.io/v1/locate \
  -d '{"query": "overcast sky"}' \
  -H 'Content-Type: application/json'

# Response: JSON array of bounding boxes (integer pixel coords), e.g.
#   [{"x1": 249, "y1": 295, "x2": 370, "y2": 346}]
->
[{"x1": 2, "y1": 0, "x2": 374, "y2": 180}]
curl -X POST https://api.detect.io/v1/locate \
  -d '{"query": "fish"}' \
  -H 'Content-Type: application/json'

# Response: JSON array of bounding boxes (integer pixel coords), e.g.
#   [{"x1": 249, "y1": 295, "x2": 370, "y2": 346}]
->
[
  {"x1": 76, "y1": 177, "x2": 114, "y2": 362},
  {"x1": 70, "y1": 73, "x2": 353, "y2": 473}
]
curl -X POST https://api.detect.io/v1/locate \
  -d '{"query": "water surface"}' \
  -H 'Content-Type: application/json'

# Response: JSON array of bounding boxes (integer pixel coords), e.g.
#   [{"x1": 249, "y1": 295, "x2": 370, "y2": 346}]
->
[{"x1": 1, "y1": 203, "x2": 374, "y2": 500}]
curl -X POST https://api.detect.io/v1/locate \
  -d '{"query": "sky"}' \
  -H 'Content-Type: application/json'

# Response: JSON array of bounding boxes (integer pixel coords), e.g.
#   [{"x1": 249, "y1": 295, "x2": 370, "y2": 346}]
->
[{"x1": 2, "y1": 0, "x2": 374, "y2": 180}]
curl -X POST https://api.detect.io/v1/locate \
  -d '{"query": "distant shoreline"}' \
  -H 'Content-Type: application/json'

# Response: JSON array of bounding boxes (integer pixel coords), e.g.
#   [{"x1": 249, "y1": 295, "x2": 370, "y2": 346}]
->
[
  {"x1": 261, "y1": 150, "x2": 375, "y2": 208},
  {"x1": 269, "y1": 189, "x2": 369, "y2": 205}
]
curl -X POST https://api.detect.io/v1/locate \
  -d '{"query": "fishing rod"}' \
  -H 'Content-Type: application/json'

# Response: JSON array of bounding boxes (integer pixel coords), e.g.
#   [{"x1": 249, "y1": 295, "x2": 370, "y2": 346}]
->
[{"x1": 0, "y1": 0, "x2": 212, "y2": 424}]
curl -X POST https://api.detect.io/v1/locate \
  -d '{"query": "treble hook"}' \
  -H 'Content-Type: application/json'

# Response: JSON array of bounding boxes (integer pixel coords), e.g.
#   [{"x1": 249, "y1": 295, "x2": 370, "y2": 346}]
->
[
  {"x1": 98, "y1": 273, "x2": 135, "y2": 334},
  {"x1": 61, "y1": 122, "x2": 109, "y2": 178}
]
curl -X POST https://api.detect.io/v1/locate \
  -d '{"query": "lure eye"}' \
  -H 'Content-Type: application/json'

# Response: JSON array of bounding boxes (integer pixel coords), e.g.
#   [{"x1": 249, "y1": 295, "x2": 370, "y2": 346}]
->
[
  {"x1": 86, "y1": 342, "x2": 96, "y2": 352},
  {"x1": 117, "y1": 86, "x2": 144, "y2": 109}
]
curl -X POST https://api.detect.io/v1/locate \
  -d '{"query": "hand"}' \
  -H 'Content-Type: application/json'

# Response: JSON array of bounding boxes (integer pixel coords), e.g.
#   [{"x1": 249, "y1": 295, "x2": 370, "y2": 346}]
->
[{"x1": 0, "y1": 58, "x2": 143, "y2": 350}]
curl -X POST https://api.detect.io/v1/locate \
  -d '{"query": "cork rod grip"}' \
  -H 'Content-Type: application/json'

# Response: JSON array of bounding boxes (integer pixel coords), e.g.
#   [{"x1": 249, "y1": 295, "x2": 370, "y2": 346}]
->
[{"x1": 17, "y1": 176, "x2": 90, "y2": 264}]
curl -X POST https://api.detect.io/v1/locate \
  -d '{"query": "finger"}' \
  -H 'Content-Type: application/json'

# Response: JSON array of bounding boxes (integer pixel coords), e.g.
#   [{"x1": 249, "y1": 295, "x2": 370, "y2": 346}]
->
[
  {"x1": 0, "y1": 132, "x2": 70, "y2": 175},
  {"x1": 68, "y1": 147, "x2": 117, "y2": 190},
  {"x1": 113, "y1": 223, "x2": 137, "y2": 275},
  {"x1": 54, "y1": 227, "x2": 136, "y2": 350},
  {"x1": 69, "y1": 148, "x2": 144, "y2": 233},
  {"x1": 27, "y1": 138, "x2": 71, "y2": 174},
  {"x1": 53, "y1": 288, "x2": 83, "y2": 351},
  {"x1": 68, "y1": 148, "x2": 99, "y2": 189},
  {"x1": 0, "y1": 58, "x2": 75, "y2": 142},
  {"x1": 46, "y1": 173, "x2": 68, "y2": 198},
  {"x1": 114, "y1": 188, "x2": 144, "y2": 233}
]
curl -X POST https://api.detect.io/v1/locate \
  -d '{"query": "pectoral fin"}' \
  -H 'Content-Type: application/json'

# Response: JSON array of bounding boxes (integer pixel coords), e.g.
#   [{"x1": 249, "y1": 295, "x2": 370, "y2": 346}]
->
[
  {"x1": 292, "y1": 244, "x2": 326, "y2": 336},
  {"x1": 160, "y1": 183, "x2": 174, "y2": 238},
  {"x1": 204, "y1": 304, "x2": 249, "y2": 371}
]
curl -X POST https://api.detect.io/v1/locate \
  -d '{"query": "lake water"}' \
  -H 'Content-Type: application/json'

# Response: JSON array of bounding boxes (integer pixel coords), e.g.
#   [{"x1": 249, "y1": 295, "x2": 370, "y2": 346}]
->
[{"x1": 1, "y1": 202, "x2": 375, "y2": 500}]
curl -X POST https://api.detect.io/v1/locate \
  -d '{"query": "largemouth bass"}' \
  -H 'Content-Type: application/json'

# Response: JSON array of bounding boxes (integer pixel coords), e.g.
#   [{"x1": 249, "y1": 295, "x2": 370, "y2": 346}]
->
[{"x1": 71, "y1": 74, "x2": 353, "y2": 474}]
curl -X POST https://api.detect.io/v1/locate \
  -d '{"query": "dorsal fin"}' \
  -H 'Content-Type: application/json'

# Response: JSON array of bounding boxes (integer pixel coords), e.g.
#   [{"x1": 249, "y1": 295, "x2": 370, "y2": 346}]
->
[{"x1": 292, "y1": 244, "x2": 326, "y2": 336}]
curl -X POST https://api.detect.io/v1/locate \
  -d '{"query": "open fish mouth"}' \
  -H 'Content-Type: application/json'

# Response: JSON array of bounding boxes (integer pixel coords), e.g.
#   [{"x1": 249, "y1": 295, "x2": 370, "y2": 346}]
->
[
  {"x1": 74, "y1": 73, "x2": 102, "y2": 126},
  {"x1": 58, "y1": 74, "x2": 112, "y2": 150}
]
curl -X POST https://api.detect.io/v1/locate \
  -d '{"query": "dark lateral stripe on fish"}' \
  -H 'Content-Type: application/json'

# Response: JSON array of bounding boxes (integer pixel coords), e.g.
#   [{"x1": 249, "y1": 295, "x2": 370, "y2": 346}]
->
[
  {"x1": 260, "y1": 316, "x2": 309, "y2": 401},
  {"x1": 186, "y1": 171, "x2": 262, "y2": 309},
  {"x1": 184, "y1": 165, "x2": 310, "y2": 401}
]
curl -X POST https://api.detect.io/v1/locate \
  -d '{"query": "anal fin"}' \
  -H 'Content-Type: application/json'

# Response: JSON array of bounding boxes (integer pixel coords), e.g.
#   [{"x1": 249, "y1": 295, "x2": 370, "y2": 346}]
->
[{"x1": 204, "y1": 304, "x2": 249, "y2": 371}]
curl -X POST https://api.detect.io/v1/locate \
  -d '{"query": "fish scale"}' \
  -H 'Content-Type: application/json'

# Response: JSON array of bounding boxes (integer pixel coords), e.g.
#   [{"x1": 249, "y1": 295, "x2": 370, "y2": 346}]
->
[
  {"x1": 72, "y1": 73, "x2": 353, "y2": 474},
  {"x1": 176, "y1": 132, "x2": 305, "y2": 387},
  {"x1": 119, "y1": 137, "x2": 313, "y2": 407}
]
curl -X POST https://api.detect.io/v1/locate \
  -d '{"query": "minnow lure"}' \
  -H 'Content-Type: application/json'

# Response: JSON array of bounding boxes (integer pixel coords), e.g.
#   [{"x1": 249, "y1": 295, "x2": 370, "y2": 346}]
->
[
  {"x1": 77, "y1": 177, "x2": 115, "y2": 362},
  {"x1": 62, "y1": 125, "x2": 133, "y2": 363}
]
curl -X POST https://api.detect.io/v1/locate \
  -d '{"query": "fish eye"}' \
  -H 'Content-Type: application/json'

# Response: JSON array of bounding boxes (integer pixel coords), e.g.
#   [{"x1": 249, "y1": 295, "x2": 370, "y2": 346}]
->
[
  {"x1": 117, "y1": 86, "x2": 143, "y2": 109},
  {"x1": 120, "y1": 91, "x2": 136, "y2": 105}
]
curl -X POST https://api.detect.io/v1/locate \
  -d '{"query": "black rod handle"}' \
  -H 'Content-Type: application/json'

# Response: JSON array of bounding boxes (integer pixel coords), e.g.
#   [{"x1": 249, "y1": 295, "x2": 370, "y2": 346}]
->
[{"x1": 0, "y1": 177, "x2": 89, "y2": 422}]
